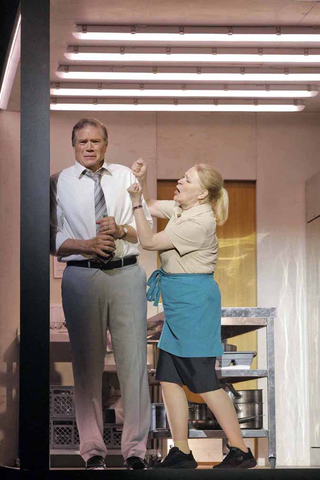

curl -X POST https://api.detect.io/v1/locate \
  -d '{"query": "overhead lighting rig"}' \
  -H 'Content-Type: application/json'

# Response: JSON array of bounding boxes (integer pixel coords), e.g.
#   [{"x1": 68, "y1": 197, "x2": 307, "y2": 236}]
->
[
  {"x1": 72, "y1": 25, "x2": 320, "y2": 44},
  {"x1": 52, "y1": 25, "x2": 320, "y2": 112},
  {"x1": 50, "y1": 98, "x2": 304, "y2": 113},
  {"x1": 50, "y1": 83, "x2": 319, "y2": 99},
  {"x1": 56, "y1": 65, "x2": 320, "y2": 82},
  {"x1": 64, "y1": 46, "x2": 320, "y2": 64}
]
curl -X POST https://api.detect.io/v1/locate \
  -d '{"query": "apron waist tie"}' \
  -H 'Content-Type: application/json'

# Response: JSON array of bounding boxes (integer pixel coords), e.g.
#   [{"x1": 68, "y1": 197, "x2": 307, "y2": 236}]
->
[{"x1": 147, "y1": 269, "x2": 165, "y2": 306}]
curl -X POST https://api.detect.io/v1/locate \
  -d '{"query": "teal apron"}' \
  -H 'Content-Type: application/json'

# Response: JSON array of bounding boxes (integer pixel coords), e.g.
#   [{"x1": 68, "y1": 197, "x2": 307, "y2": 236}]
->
[{"x1": 147, "y1": 269, "x2": 223, "y2": 358}]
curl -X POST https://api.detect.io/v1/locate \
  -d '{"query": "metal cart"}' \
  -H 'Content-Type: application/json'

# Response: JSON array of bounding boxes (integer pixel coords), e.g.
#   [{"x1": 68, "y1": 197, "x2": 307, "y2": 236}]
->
[
  {"x1": 48, "y1": 306, "x2": 276, "y2": 468},
  {"x1": 148, "y1": 307, "x2": 276, "y2": 469}
]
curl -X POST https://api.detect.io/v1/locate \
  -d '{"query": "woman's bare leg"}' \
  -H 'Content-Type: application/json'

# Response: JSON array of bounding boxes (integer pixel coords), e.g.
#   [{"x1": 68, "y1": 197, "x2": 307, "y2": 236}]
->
[
  {"x1": 160, "y1": 381, "x2": 190, "y2": 454},
  {"x1": 201, "y1": 389, "x2": 248, "y2": 452}
]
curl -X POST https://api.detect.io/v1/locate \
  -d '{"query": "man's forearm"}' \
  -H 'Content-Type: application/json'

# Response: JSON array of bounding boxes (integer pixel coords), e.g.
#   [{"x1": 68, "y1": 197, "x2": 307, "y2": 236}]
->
[
  {"x1": 57, "y1": 238, "x2": 90, "y2": 256},
  {"x1": 119, "y1": 224, "x2": 138, "y2": 244},
  {"x1": 57, "y1": 231, "x2": 133, "y2": 257}
]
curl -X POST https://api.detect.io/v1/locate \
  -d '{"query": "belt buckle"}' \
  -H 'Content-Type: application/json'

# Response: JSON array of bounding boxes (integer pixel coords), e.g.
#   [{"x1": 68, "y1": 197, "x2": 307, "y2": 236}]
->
[
  {"x1": 121, "y1": 257, "x2": 124, "y2": 267},
  {"x1": 88, "y1": 260, "x2": 91, "y2": 268}
]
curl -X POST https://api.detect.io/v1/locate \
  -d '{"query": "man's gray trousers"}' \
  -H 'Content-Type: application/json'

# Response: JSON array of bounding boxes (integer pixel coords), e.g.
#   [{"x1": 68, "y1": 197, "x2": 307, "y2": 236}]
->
[{"x1": 61, "y1": 262, "x2": 150, "y2": 462}]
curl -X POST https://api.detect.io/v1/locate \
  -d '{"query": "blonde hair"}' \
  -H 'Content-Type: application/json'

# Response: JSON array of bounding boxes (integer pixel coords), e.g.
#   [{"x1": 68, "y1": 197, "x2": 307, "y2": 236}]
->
[{"x1": 195, "y1": 163, "x2": 229, "y2": 225}]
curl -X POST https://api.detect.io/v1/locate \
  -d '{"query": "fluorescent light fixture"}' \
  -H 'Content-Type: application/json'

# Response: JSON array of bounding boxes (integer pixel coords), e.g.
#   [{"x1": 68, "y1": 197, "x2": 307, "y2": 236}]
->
[
  {"x1": 50, "y1": 98, "x2": 305, "y2": 112},
  {"x1": 50, "y1": 82, "x2": 319, "y2": 99},
  {"x1": 65, "y1": 46, "x2": 320, "y2": 64},
  {"x1": 72, "y1": 25, "x2": 320, "y2": 43},
  {"x1": 56, "y1": 65, "x2": 320, "y2": 82},
  {"x1": 0, "y1": 13, "x2": 21, "y2": 110}
]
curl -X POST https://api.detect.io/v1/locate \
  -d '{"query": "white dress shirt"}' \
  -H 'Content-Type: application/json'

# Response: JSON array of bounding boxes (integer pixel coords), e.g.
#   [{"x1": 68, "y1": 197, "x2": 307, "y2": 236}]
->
[{"x1": 50, "y1": 161, "x2": 152, "y2": 262}]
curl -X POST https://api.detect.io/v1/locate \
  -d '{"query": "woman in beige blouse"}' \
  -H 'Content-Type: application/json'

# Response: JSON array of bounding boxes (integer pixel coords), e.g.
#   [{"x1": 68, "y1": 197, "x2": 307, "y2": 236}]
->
[{"x1": 127, "y1": 159, "x2": 256, "y2": 470}]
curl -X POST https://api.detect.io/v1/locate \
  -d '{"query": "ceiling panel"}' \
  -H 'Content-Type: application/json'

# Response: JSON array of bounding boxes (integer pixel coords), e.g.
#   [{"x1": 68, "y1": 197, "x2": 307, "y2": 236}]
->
[{"x1": 7, "y1": 0, "x2": 320, "y2": 111}]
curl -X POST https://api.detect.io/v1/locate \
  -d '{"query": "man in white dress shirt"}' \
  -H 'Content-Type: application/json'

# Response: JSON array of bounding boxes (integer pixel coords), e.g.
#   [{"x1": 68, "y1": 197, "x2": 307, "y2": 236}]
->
[{"x1": 50, "y1": 117, "x2": 152, "y2": 470}]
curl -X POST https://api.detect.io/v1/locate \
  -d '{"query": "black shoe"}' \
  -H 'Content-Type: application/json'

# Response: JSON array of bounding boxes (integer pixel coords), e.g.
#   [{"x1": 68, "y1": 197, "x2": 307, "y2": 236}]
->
[
  {"x1": 153, "y1": 447, "x2": 198, "y2": 469},
  {"x1": 213, "y1": 444, "x2": 257, "y2": 469},
  {"x1": 85, "y1": 455, "x2": 107, "y2": 470},
  {"x1": 124, "y1": 456, "x2": 147, "y2": 470}
]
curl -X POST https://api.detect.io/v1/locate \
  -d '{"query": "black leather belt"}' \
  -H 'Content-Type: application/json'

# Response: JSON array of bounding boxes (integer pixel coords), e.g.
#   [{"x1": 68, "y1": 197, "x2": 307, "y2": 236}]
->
[{"x1": 67, "y1": 256, "x2": 137, "y2": 270}]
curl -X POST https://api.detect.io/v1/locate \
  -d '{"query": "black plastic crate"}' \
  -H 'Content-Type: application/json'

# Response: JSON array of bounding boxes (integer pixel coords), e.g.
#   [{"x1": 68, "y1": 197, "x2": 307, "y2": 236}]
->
[
  {"x1": 50, "y1": 420, "x2": 122, "y2": 450},
  {"x1": 50, "y1": 386, "x2": 75, "y2": 419}
]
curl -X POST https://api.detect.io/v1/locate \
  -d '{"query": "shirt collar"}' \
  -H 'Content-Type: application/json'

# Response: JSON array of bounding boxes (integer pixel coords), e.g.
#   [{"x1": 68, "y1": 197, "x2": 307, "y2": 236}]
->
[
  {"x1": 74, "y1": 161, "x2": 112, "y2": 179},
  {"x1": 174, "y1": 202, "x2": 213, "y2": 219}
]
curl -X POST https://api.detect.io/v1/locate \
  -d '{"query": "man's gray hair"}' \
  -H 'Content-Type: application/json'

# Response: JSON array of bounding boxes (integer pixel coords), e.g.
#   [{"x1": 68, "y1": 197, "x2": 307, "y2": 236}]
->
[{"x1": 71, "y1": 117, "x2": 108, "y2": 146}]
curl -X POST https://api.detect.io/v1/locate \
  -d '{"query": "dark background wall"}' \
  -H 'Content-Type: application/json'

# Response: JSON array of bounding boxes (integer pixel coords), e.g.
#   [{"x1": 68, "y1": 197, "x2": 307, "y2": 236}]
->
[{"x1": 0, "y1": 0, "x2": 20, "y2": 80}]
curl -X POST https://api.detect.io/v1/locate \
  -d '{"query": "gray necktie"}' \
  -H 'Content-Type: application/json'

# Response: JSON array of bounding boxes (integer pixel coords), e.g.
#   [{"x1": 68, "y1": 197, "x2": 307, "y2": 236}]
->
[
  {"x1": 84, "y1": 169, "x2": 113, "y2": 263},
  {"x1": 84, "y1": 169, "x2": 107, "y2": 233}
]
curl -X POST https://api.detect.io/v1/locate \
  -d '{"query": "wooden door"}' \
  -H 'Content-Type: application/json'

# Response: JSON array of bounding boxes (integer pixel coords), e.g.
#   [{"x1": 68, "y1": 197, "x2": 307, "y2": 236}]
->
[{"x1": 157, "y1": 180, "x2": 257, "y2": 397}]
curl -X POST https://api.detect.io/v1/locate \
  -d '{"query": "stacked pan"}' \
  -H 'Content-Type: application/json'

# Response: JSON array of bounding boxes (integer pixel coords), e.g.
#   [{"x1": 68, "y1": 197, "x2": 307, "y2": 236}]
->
[
  {"x1": 187, "y1": 386, "x2": 263, "y2": 430},
  {"x1": 224, "y1": 384, "x2": 263, "y2": 429}
]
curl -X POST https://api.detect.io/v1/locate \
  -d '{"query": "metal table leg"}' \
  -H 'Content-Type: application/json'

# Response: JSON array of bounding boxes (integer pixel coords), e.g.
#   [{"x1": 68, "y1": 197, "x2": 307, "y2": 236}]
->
[{"x1": 266, "y1": 317, "x2": 277, "y2": 468}]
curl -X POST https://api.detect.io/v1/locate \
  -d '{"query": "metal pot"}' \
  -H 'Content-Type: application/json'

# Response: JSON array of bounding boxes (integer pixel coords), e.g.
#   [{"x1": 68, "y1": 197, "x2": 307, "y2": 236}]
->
[
  {"x1": 222, "y1": 341, "x2": 237, "y2": 352},
  {"x1": 188, "y1": 403, "x2": 217, "y2": 427},
  {"x1": 233, "y1": 390, "x2": 262, "y2": 404},
  {"x1": 224, "y1": 384, "x2": 263, "y2": 404},
  {"x1": 150, "y1": 403, "x2": 169, "y2": 430},
  {"x1": 235, "y1": 403, "x2": 262, "y2": 416},
  {"x1": 221, "y1": 384, "x2": 263, "y2": 429},
  {"x1": 235, "y1": 404, "x2": 263, "y2": 429}
]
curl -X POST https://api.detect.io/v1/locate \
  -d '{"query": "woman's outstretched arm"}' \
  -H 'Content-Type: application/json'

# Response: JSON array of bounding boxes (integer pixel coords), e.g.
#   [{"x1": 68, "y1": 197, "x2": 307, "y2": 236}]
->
[
  {"x1": 127, "y1": 182, "x2": 174, "y2": 251},
  {"x1": 132, "y1": 158, "x2": 169, "y2": 220}
]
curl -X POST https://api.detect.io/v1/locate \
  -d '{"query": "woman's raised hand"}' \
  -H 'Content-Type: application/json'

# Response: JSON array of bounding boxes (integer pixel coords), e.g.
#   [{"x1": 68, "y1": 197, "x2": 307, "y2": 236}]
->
[
  {"x1": 127, "y1": 182, "x2": 143, "y2": 204},
  {"x1": 132, "y1": 158, "x2": 147, "y2": 183}
]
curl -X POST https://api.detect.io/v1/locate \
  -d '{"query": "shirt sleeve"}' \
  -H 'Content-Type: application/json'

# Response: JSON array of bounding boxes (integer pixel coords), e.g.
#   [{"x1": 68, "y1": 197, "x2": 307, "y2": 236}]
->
[
  {"x1": 157, "y1": 200, "x2": 176, "y2": 219},
  {"x1": 165, "y1": 218, "x2": 206, "y2": 256},
  {"x1": 50, "y1": 173, "x2": 70, "y2": 255}
]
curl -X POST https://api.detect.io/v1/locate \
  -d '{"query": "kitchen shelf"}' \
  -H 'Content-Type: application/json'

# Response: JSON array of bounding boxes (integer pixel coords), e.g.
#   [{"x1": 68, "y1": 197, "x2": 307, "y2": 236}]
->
[
  {"x1": 150, "y1": 428, "x2": 270, "y2": 439},
  {"x1": 147, "y1": 307, "x2": 277, "y2": 469},
  {"x1": 217, "y1": 369, "x2": 268, "y2": 383},
  {"x1": 49, "y1": 331, "x2": 69, "y2": 342}
]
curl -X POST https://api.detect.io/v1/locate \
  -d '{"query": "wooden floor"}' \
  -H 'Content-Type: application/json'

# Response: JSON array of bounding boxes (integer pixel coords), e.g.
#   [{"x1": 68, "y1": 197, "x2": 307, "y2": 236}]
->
[{"x1": 1, "y1": 465, "x2": 320, "y2": 480}]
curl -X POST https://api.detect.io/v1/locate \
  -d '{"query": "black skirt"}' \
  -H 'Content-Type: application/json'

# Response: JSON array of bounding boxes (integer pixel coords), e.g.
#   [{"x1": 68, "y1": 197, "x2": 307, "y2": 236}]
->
[{"x1": 155, "y1": 348, "x2": 221, "y2": 394}]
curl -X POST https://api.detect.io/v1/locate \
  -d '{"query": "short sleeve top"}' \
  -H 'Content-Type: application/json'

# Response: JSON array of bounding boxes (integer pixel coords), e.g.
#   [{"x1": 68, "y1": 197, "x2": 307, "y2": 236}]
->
[{"x1": 159, "y1": 200, "x2": 219, "y2": 274}]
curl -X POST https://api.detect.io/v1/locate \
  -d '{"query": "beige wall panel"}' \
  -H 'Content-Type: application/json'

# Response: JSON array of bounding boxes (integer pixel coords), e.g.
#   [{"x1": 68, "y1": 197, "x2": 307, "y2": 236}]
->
[
  {"x1": 306, "y1": 170, "x2": 320, "y2": 223},
  {"x1": 0, "y1": 111, "x2": 20, "y2": 465},
  {"x1": 306, "y1": 219, "x2": 320, "y2": 454},
  {"x1": 156, "y1": 113, "x2": 257, "y2": 181},
  {"x1": 256, "y1": 113, "x2": 320, "y2": 466}
]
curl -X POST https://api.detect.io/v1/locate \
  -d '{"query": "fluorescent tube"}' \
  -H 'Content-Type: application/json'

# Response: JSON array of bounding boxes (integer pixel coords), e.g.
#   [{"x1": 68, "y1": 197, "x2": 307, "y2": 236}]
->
[
  {"x1": 50, "y1": 99, "x2": 305, "y2": 112},
  {"x1": 0, "y1": 14, "x2": 21, "y2": 110},
  {"x1": 64, "y1": 49, "x2": 320, "y2": 64},
  {"x1": 50, "y1": 84, "x2": 318, "y2": 99},
  {"x1": 56, "y1": 67, "x2": 320, "y2": 82},
  {"x1": 72, "y1": 26, "x2": 320, "y2": 43}
]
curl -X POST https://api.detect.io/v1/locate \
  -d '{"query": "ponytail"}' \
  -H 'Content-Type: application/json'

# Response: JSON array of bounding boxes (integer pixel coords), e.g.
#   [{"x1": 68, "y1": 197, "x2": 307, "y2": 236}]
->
[
  {"x1": 195, "y1": 163, "x2": 229, "y2": 225},
  {"x1": 212, "y1": 187, "x2": 229, "y2": 225}
]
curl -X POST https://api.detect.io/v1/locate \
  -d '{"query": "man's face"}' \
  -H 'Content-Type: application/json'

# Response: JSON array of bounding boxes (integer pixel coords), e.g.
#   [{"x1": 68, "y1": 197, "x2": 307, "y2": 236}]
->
[{"x1": 74, "y1": 125, "x2": 107, "y2": 172}]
